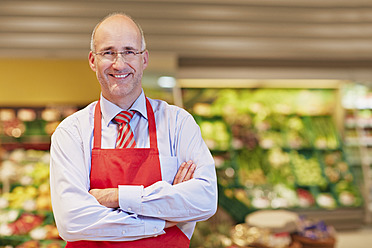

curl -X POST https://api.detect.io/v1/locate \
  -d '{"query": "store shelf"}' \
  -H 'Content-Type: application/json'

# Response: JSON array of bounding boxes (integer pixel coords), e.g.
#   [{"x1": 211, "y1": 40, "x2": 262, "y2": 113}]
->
[
  {"x1": 1, "y1": 135, "x2": 51, "y2": 151},
  {"x1": 1, "y1": 142, "x2": 51, "y2": 151},
  {"x1": 292, "y1": 207, "x2": 364, "y2": 230}
]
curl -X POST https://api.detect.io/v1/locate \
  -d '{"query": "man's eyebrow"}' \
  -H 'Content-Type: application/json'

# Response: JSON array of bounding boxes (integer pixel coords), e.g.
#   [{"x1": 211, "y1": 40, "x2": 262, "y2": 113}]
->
[
  {"x1": 100, "y1": 46, "x2": 138, "y2": 51},
  {"x1": 123, "y1": 46, "x2": 138, "y2": 51},
  {"x1": 99, "y1": 46, "x2": 114, "y2": 51}
]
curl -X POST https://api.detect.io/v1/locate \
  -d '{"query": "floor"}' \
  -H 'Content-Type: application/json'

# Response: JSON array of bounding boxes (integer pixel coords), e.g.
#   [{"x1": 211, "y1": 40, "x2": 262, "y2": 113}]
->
[{"x1": 336, "y1": 226, "x2": 372, "y2": 248}]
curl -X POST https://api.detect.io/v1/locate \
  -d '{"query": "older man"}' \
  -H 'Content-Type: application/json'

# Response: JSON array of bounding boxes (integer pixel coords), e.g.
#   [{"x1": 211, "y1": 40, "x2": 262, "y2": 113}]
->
[{"x1": 50, "y1": 13, "x2": 217, "y2": 247}]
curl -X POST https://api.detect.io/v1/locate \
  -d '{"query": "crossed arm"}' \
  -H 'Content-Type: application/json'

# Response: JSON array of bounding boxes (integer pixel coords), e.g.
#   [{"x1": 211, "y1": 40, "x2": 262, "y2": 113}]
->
[{"x1": 89, "y1": 160, "x2": 196, "y2": 227}]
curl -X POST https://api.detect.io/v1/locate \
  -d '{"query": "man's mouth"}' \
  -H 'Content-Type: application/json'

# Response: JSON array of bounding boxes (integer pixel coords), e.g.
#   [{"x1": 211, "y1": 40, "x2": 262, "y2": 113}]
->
[{"x1": 111, "y1": 73, "x2": 130, "y2": 79}]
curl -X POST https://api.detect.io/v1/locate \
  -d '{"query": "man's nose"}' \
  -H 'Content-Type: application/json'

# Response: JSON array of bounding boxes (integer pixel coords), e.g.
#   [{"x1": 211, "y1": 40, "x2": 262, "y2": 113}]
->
[{"x1": 112, "y1": 54, "x2": 128, "y2": 68}]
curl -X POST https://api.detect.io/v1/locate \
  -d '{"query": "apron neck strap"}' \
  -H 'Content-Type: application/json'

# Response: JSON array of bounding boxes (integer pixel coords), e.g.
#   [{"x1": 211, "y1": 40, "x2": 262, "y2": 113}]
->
[
  {"x1": 93, "y1": 98, "x2": 158, "y2": 150},
  {"x1": 145, "y1": 97, "x2": 158, "y2": 150},
  {"x1": 93, "y1": 100, "x2": 102, "y2": 149}
]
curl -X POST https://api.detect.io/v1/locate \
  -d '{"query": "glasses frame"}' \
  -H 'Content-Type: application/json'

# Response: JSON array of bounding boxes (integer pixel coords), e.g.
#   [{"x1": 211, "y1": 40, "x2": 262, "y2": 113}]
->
[{"x1": 92, "y1": 49, "x2": 146, "y2": 63}]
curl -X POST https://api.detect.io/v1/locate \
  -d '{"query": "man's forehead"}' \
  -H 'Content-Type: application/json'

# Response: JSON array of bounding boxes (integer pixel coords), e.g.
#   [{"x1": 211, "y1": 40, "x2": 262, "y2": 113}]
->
[
  {"x1": 98, "y1": 15, "x2": 139, "y2": 35},
  {"x1": 94, "y1": 18, "x2": 141, "y2": 49}
]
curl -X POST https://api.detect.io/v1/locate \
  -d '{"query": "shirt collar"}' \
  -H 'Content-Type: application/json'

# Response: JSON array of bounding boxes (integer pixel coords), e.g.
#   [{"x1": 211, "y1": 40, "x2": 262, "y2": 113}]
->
[
  {"x1": 100, "y1": 90, "x2": 147, "y2": 127},
  {"x1": 130, "y1": 90, "x2": 148, "y2": 120}
]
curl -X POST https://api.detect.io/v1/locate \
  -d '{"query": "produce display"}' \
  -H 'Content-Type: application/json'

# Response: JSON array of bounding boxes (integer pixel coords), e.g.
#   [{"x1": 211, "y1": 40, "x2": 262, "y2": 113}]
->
[
  {"x1": 0, "y1": 105, "x2": 82, "y2": 247},
  {"x1": 290, "y1": 151, "x2": 326, "y2": 187},
  {"x1": 183, "y1": 88, "x2": 362, "y2": 222},
  {"x1": 0, "y1": 149, "x2": 65, "y2": 248}
]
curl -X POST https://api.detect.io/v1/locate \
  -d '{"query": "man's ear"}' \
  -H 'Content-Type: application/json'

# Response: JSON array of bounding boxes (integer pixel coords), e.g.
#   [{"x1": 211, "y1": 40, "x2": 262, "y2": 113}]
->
[
  {"x1": 142, "y1": 50, "x2": 149, "y2": 70},
  {"x1": 88, "y1": 51, "x2": 96, "y2": 72}
]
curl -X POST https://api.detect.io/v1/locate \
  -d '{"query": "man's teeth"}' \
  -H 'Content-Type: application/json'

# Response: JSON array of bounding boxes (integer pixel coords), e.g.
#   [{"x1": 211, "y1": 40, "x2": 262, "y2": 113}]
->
[{"x1": 114, "y1": 74, "x2": 129, "y2": 78}]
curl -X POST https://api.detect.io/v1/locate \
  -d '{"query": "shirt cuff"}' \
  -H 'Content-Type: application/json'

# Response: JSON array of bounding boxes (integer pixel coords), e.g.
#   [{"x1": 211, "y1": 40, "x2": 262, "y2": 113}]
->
[
  {"x1": 118, "y1": 185, "x2": 143, "y2": 214},
  {"x1": 142, "y1": 216, "x2": 166, "y2": 237}
]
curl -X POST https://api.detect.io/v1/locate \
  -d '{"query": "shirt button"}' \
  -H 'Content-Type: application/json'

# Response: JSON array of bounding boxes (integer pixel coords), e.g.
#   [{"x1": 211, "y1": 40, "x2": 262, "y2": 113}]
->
[
  {"x1": 122, "y1": 230, "x2": 126, "y2": 234},
  {"x1": 128, "y1": 207, "x2": 132, "y2": 211},
  {"x1": 157, "y1": 210, "x2": 161, "y2": 214},
  {"x1": 154, "y1": 227, "x2": 158, "y2": 232}
]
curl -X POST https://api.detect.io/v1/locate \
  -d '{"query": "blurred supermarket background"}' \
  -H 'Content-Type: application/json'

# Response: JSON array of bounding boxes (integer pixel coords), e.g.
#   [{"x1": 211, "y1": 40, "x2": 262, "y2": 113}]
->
[{"x1": 1, "y1": 1, "x2": 372, "y2": 248}]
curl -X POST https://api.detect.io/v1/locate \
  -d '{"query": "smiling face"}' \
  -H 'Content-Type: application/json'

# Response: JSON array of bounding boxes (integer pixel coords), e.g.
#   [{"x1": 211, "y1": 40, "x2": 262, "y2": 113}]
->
[{"x1": 88, "y1": 15, "x2": 148, "y2": 109}]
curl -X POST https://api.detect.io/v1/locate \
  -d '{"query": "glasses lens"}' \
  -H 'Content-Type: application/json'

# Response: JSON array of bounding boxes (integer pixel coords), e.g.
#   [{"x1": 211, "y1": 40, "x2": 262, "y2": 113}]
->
[
  {"x1": 123, "y1": 51, "x2": 137, "y2": 60},
  {"x1": 104, "y1": 52, "x2": 116, "y2": 62}
]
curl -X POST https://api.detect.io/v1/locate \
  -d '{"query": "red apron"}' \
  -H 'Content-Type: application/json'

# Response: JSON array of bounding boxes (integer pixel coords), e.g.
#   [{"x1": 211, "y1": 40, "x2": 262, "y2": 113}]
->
[{"x1": 66, "y1": 98, "x2": 190, "y2": 248}]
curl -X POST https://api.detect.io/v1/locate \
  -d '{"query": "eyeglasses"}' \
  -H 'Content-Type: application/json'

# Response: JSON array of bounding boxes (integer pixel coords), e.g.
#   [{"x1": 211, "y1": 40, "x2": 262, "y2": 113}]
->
[{"x1": 93, "y1": 50, "x2": 146, "y2": 63}]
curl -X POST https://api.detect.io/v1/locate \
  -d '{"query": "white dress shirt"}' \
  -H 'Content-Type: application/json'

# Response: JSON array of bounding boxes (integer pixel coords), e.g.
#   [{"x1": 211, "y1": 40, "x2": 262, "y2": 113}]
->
[{"x1": 50, "y1": 90, "x2": 217, "y2": 242}]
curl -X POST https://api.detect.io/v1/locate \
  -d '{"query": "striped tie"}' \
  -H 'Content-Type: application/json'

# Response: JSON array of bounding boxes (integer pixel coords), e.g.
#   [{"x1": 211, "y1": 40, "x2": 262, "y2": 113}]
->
[{"x1": 113, "y1": 110, "x2": 136, "y2": 148}]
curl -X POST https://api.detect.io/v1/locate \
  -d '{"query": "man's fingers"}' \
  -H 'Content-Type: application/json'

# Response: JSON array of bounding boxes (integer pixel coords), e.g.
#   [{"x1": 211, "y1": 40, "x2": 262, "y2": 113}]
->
[
  {"x1": 173, "y1": 160, "x2": 194, "y2": 185},
  {"x1": 177, "y1": 160, "x2": 192, "y2": 184},
  {"x1": 183, "y1": 163, "x2": 196, "y2": 182},
  {"x1": 173, "y1": 162, "x2": 187, "y2": 185}
]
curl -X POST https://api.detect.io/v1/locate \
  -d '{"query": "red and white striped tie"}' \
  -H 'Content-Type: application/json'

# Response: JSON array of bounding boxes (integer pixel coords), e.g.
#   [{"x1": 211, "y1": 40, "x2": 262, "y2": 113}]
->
[{"x1": 113, "y1": 110, "x2": 136, "y2": 148}]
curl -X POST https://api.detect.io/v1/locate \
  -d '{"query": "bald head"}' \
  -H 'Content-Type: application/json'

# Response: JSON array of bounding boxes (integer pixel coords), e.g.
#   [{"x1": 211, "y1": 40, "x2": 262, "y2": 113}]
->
[{"x1": 90, "y1": 13, "x2": 146, "y2": 52}]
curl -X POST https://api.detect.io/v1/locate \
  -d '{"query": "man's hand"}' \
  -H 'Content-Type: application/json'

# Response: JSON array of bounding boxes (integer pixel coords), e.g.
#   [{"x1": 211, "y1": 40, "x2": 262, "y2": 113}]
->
[
  {"x1": 172, "y1": 160, "x2": 196, "y2": 185},
  {"x1": 89, "y1": 188, "x2": 119, "y2": 208}
]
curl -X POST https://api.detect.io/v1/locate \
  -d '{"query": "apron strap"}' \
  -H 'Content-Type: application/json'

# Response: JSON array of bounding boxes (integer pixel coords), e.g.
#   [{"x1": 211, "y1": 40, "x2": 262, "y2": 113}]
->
[
  {"x1": 93, "y1": 100, "x2": 102, "y2": 149},
  {"x1": 145, "y1": 97, "x2": 158, "y2": 150},
  {"x1": 93, "y1": 98, "x2": 158, "y2": 150}
]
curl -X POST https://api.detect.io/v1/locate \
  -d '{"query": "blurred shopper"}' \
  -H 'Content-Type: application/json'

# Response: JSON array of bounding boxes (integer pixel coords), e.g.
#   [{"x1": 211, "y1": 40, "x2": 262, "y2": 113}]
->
[{"x1": 49, "y1": 12, "x2": 217, "y2": 248}]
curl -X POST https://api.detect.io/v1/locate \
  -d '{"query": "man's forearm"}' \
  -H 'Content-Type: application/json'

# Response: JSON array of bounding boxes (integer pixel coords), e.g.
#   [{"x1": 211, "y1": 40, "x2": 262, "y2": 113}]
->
[{"x1": 89, "y1": 188, "x2": 119, "y2": 208}]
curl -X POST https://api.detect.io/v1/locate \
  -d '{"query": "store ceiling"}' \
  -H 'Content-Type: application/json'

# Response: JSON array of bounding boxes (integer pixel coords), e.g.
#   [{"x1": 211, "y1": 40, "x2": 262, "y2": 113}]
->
[{"x1": 1, "y1": 0, "x2": 372, "y2": 79}]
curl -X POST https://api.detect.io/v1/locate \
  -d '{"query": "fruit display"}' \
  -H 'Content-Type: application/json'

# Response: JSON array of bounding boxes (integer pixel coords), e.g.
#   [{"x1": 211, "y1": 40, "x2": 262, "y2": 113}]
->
[
  {"x1": 0, "y1": 149, "x2": 65, "y2": 248},
  {"x1": 198, "y1": 119, "x2": 230, "y2": 151},
  {"x1": 183, "y1": 87, "x2": 362, "y2": 221},
  {"x1": 290, "y1": 151, "x2": 327, "y2": 187},
  {"x1": 296, "y1": 188, "x2": 315, "y2": 208},
  {"x1": 266, "y1": 148, "x2": 295, "y2": 187},
  {"x1": 305, "y1": 117, "x2": 340, "y2": 150},
  {"x1": 0, "y1": 105, "x2": 82, "y2": 247},
  {"x1": 334, "y1": 180, "x2": 362, "y2": 207}
]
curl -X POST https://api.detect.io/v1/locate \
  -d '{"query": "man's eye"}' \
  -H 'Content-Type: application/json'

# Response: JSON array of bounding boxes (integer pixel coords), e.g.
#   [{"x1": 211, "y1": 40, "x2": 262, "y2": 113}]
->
[
  {"x1": 102, "y1": 51, "x2": 115, "y2": 56},
  {"x1": 125, "y1": 50, "x2": 136, "y2": 55}
]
